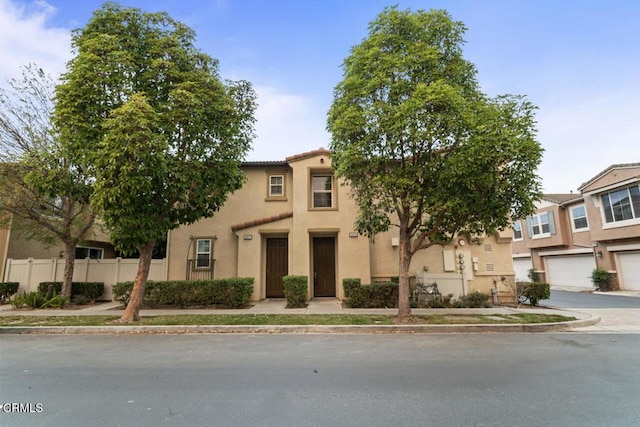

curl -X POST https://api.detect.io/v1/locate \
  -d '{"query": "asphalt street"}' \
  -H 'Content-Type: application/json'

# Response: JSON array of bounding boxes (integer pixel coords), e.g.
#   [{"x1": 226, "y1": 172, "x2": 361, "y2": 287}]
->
[
  {"x1": 1, "y1": 333, "x2": 639, "y2": 427},
  {"x1": 545, "y1": 290, "x2": 640, "y2": 309}
]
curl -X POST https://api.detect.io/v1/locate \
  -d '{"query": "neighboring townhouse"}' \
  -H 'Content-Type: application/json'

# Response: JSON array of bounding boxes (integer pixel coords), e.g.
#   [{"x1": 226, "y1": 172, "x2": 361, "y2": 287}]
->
[
  {"x1": 0, "y1": 217, "x2": 117, "y2": 281},
  {"x1": 167, "y1": 148, "x2": 516, "y2": 301},
  {"x1": 512, "y1": 163, "x2": 640, "y2": 291}
]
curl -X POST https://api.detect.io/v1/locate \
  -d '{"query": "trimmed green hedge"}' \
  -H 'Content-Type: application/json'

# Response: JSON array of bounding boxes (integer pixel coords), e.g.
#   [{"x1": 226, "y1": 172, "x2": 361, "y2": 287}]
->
[
  {"x1": 522, "y1": 282, "x2": 550, "y2": 306},
  {"x1": 0, "y1": 282, "x2": 20, "y2": 302},
  {"x1": 111, "y1": 278, "x2": 254, "y2": 308},
  {"x1": 38, "y1": 282, "x2": 105, "y2": 301},
  {"x1": 343, "y1": 279, "x2": 399, "y2": 308},
  {"x1": 282, "y1": 275, "x2": 308, "y2": 308}
]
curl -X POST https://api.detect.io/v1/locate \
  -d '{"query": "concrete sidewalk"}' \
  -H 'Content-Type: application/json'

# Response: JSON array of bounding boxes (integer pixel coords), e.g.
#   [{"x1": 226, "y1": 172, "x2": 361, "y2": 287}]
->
[{"x1": 0, "y1": 298, "x2": 603, "y2": 334}]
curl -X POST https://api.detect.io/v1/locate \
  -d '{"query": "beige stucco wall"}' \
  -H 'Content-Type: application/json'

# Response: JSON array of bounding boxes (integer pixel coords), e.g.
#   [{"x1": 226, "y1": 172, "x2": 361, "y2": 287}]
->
[{"x1": 168, "y1": 151, "x2": 517, "y2": 300}]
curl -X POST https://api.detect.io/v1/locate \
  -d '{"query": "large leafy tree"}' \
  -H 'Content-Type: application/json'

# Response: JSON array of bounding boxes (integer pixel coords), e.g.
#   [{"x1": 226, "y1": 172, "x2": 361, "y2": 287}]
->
[
  {"x1": 0, "y1": 64, "x2": 95, "y2": 298},
  {"x1": 53, "y1": 3, "x2": 256, "y2": 322},
  {"x1": 327, "y1": 7, "x2": 543, "y2": 319}
]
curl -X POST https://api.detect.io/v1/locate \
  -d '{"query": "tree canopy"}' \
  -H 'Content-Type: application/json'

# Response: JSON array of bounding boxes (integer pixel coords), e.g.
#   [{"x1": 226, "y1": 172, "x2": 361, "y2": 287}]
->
[
  {"x1": 0, "y1": 64, "x2": 96, "y2": 297},
  {"x1": 53, "y1": 2, "x2": 256, "y2": 321},
  {"x1": 327, "y1": 7, "x2": 543, "y2": 318}
]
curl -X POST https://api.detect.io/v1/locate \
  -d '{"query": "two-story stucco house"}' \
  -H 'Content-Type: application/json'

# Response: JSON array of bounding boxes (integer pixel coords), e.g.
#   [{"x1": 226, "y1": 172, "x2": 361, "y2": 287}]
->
[
  {"x1": 512, "y1": 163, "x2": 640, "y2": 291},
  {"x1": 167, "y1": 148, "x2": 516, "y2": 301}
]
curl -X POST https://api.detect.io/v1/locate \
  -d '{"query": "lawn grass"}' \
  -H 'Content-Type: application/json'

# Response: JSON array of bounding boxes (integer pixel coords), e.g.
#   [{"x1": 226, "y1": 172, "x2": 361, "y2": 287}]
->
[{"x1": 0, "y1": 313, "x2": 576, "y2": 327}]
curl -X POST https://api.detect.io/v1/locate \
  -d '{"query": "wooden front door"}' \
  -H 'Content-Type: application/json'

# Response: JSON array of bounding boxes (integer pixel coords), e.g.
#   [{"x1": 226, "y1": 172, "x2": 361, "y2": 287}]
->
[
  {"x1": 266, "y1": 238, "x2": 288, "y2": 298},
  {"x1": 313, "y1": 237, "x2": 336, "y2": 297}
]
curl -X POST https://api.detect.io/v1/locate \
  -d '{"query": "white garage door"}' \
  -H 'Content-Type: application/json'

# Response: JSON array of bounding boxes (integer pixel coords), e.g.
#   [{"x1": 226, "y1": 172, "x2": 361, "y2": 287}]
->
[
  {"x1": 618, "y1": 252, "x2": 640, "y2": 291},
  {"x1": 513, "y1": 258, "x2": 533, "y2": 282},
  {"x1": 545, "y1": 255, "x2": 595, "y2": 288}
]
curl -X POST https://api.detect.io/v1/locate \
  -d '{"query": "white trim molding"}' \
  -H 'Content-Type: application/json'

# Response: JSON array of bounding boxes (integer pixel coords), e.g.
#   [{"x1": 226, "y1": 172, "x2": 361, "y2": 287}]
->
[
  {"x1": 512, "y1": 253, "x2": 532, "y2": 259},
  {"x1": 538, "y1": 248, "x2": 593, "y2": 257},
  {"x1": 606, "y1": 244, "x2": 640, "y2": 252},
  {"x1": 582, "y1": 177, "x2": 639, "y2": 197}
]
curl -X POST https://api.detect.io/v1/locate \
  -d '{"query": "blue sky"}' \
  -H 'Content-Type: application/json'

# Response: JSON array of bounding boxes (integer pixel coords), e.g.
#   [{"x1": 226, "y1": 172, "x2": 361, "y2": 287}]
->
[{"x1": 1, "y1": 0, "x2": 639, "y2": 193}]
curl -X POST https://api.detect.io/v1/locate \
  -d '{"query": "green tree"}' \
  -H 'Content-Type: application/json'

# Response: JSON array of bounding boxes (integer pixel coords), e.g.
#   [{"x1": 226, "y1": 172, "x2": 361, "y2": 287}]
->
[
  {"x1": 0, "y1": 64, "x2": 95, "y2": 298},
  {"x1": 53, "y1": 3, "x2": 256, "y2": 322},
  {"x1": 327, "y1": 7, "x2": 543, "y2": 319}
]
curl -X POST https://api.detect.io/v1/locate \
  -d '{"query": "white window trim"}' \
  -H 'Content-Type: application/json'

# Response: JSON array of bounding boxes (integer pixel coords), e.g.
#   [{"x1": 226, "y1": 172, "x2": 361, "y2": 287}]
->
[
  {"x1": 569, "y1": 204, "x2": 589, "y2": 233},
  {"x1": 512, "y1": 220, "x2": 523, "y2": 241},
  {"x1": 311, "y1": 174, "x2": 334, "y2": 209},
  {"x1": 195, "y1": 238, "x2": 212, "y2": 268},
  {"x1": 531, "y1": 213, "x2": 550, "y2": 239},
  {"x1": 76, "y1": 246, "x2": 104, "y2": 259},
  {"x1": 599, "y1": 184, "x2": 640, "y2": 229},
  {"x1": 268, "y1": 174, "x2": 285, "y2": 197}
]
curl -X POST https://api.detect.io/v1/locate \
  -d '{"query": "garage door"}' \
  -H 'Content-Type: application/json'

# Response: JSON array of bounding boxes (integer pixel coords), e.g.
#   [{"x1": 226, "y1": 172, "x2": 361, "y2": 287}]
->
[
  {"x1": 545, "y1": 255, "x2": 595, "y2": 288},
  {"x1": 513, "y1": 258, "x2": 533, "y2": 282},
  {"x1": 618, "y1": 252, "x2": 640, "y2": 291}
]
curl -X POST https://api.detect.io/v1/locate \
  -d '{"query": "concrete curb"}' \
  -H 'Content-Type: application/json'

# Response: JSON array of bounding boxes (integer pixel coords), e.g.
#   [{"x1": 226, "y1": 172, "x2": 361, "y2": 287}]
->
[{"x1": 0, "y1": 314, "x2": 600, "y2": 335}]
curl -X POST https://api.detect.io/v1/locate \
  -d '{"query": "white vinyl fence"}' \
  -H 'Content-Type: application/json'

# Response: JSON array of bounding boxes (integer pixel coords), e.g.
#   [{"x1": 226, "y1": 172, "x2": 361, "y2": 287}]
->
[{"x1": 3, "y1": 258, "x2": 167, "y2": 301}]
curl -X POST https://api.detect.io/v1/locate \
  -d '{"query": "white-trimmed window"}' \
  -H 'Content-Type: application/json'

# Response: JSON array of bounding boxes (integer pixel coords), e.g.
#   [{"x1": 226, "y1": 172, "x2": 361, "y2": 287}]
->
[
  {"x1": 512, "y1": 221, "x2": 523, "y2": 241},
  {"x1": 196, "y1": 239, "x2": 211, "y2": 268},
  {"x1": 312, "y1": 175, "x2": 333, "y2": 208},
  {"x1": 269, "y1": 174, "x2": 284, "y2": 197},
  {"x1": 601, "y1": 185, "x2": 640, "y2": 224},
  {"x1": 570, "y1": 205, "x2": 589, "y2": 231},
  {"x1": 526, "y1": 211, "x2": 555, "y2": 239},
  {"x1": 75, "y1": 246, "x2": 103, "y2": 259},
  {"x1": 532, "y1": 212, "x2": 549, "y2": 236}
]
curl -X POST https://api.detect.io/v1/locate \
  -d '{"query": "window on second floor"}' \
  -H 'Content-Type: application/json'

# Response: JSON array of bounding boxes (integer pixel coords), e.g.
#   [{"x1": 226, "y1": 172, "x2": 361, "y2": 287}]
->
[
  {"x1": 526, "y1": 211, "x2": 556, "y2": 239},
  {"x1": 570, "y1": 204, "x2": 589, "y2": 231},
  {"x1": 601, "y1": 185, "x2": 640, "y2": 224},
  {"x1": 512, "y1": 221, "x2": 523, "y2": 241},
  {"x1": 532, "y1": 212, "x2": 549, "y2": 235},
  {"x1": 269, "y1": 175, "x2": 284, "y2": 197},
  {"x1": 312, "y1": 175, "x2": 333, "y2": 208}
]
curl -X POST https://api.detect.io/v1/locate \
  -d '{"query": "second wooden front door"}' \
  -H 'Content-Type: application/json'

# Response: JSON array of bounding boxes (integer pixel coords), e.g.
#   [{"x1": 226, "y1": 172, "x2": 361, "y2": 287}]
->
[
  {"x1": 266, "y1": 238, "x2": 288, "y2": 298},
  {"x1": 313, "y1": 237, "x2": 336, "y2": 297}
]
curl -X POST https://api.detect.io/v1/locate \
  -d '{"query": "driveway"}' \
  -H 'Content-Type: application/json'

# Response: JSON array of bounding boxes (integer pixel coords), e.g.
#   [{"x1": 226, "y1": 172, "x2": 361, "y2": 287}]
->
[{"x1": 544, "y1": 289, "x2": 640, "y2": 333}]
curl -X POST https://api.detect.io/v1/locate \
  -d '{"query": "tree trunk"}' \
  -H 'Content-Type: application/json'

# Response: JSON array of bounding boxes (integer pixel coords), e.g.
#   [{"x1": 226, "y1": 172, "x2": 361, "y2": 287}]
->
[
  {"x1": 61, "y1": 240, "x2": 76, "y2": 298},
  {"x1": 397, "y1": 228, "x2": 413, "y2": 320},
  {"x1": 118, "y1": 240, "x2": 155, "y2": 323}
]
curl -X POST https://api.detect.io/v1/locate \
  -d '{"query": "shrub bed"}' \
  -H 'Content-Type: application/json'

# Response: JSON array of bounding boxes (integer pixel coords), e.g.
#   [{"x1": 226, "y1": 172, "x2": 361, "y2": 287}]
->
[
  {"x1": 521, "y1": 282, "x2": 550, "y2": 306},
  {"x1": 112, "y1": 278, "x2": 254, "y2": 308},
  {"x1": 343, "y1": 279, "x2": 399, "y2": 308},
  {"x1": 453, "y1": 291, "x2": 492, "y2": 308},
  {"x1": 282, "y1": 275, "x2": 308, "y2": 308},
  {"x1": 38, "y1": 282, "x2": 105, "y2": 301}
]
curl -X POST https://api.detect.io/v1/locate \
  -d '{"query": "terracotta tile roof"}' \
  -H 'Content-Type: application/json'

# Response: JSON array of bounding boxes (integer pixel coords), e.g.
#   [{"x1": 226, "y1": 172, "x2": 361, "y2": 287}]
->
[
  {"x1": 242, "y1": 160, "x2": 288, "y2": 167},
  {"x1": 578, "y1": 163, "x2": 640, "y2": 191},
  {"x1": 231, "y1": 211, "x2": 293, "y2": 231},
  {"x1": 285, "y1": 147, "x2": 331, "y2": 163},
  {"x1": 544, "y1": 193, "x2": 582, "y2": 204}
]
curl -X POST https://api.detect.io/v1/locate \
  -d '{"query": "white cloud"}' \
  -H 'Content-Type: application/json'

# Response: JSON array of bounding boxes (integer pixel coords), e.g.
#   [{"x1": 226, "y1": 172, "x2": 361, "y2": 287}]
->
[
  {"x1": 0, "y1": 0, "x2": 70, "y2": 84},
  {"x1": 249, "y1": 85, "x2": 330, "y2": 161}
]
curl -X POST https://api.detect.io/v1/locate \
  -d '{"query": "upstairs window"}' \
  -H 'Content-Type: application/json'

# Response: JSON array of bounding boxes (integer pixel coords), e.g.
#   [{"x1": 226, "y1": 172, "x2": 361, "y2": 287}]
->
[
  {"x1": 532, "y1": 212, "x2": 549, "y2": 236},
  {"x1": 312, "y1": 175, "x2": 333, "y2": 208},
  {"x1": 269, "y1": 175, "x2": 284, "y2": 197},
  {"x1": 570, "y1": 205, "x2": 589, "y2": 231},
  {"x1": 601, "y1": 185, "x2": 640, "y2": 224},
  {"x1": 526, "y1": 211, "x2": 556, "y2": 239},
  {"x1": 512, "y1": 221, "x2": 523, "y2": 241}
]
